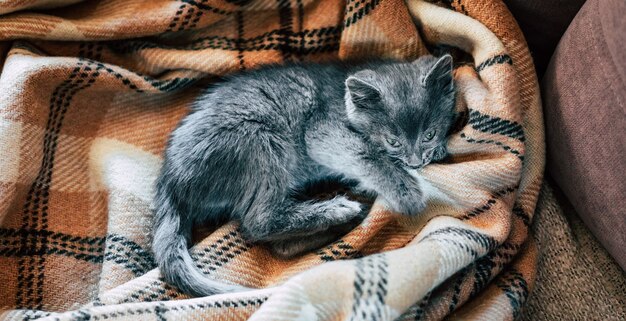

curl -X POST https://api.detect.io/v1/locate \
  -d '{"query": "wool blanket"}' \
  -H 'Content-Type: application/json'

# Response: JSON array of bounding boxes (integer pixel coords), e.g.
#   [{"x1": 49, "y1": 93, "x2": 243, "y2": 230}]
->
[{"x1": 0, "y1": 0, "x2": 544, "y2": 320}]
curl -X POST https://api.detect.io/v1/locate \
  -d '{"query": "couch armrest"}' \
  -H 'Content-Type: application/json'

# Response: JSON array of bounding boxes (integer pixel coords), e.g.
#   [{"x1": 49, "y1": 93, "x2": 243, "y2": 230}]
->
[{"x1": 542, "y1": 0, "x2": 625, "y2": 269}]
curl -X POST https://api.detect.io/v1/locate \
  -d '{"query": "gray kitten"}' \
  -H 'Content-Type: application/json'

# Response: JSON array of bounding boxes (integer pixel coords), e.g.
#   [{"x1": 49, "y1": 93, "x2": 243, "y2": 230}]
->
[{"x1": 152, "y1": 55, "x2": 456, "y2": 296}]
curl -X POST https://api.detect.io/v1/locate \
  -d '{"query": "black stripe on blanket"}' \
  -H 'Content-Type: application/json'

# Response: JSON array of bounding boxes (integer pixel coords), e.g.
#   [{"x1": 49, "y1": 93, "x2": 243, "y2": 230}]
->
[
  {"x1": 107, "y1": 26, "x2": 342, "y2": 55},
  {"x1": 440, "y1": 0, "x2": 470, "y2": 16},
  {"x1": 448, "y1": 267, "x2": 471, "y2": 314},
  {"x1": 236, "y1": 11, "x2": 245, "y2": 69},
  {"x1": 277, "y1": 0, "x2": 295, "y2": 61},
  {"x1": 166, "y1": 3, "x2": 188, "y2": 32},
  {"x1": 16, "y1": 57, "x2": 101, "y2": 309},
  {"x1": 460, "y1": 186, "x2": 518, "y2": 220},
  {"x1": 344, "y1": 0, "x2": 382, "y2": 28},
  {"x1": 395, "y1": 290, "x2": 432, "y2": 320},
  {"x1": 71, "y1": 297, "x2": 268, "y2": 321},
  {"x1": 225, "y1": 0, "x2": 253, "y2": 5},
  {"x1": 0, "y1": 244, "x2": 104, "y2": 264},
  {"x1": 496, "y1": 269, "x2": 530, "y2": 320},
  {"x1": 180, "y1": 0, "x2": 230, "y2": 15},
  {"x1": 471, "y1": 242, "x2": 521, "y2": 297},
  {"x1": 154, "y1": 303, "x2": 167, "y2": 321},
  {"x1": 1, "y1": 248, "x2": 103, "y2": 264},
  {"x1": 350, "y1": 254, "x2": 389, "y2": 321},
  {"x1": 0, "y1": 228, "x2": 105, "y2": 248},
  {"x1": 86, "y1": 59, "x2": 199, "y2": 93},
  {"x1": 512, "y1": 204, "x2": 531, "y2": 227},
  {"x1": 104, "y1": 234, "x2": 156, "y2": 276},
  {"x1": 176, "y1": 4, "x2": 197, "y2": 32},
  {"x1": 193, "y1": 231, "x2": 251, "y2": 273},
  {"x1": 476, "y1": 54, "x2": 513, "y2": 72},
  {"x1": 167, "y1": 0, "x2": 215, "y2": 33},
  {"x1": 317, "y1": 239, "x2": 363, "y2": 262},
  {"x1": 468, "y1": 109, "x2": 525, "y2": 142},
  {"x1": 121, "y1": 280, "x2": 183, "y2": 303},
  {"x1": 421, "y1": 227, "x2": 499, "y2": 254},
  {"x1": 188, "y1": 2, "x2": 207, "y2": 29},
  {"x1": 8, "y1": 309, "x2": 54, "y2": 321},
  {"x1": 459, "y1": 133, "x2": 524, "y2": 161}
]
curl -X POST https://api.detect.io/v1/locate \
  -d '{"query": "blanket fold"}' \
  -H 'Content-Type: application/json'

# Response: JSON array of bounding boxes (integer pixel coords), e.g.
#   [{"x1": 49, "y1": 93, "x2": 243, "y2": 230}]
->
[{"x1": 0, "y1": 0, "x2": 543, "y2": 320}]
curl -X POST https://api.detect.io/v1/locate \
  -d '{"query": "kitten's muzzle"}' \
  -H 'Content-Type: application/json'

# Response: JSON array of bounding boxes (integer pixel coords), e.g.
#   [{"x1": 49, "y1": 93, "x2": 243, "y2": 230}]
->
[
  {"x1": 403, "y1": 153, "x2": 424, "y2": 170},
  {"x1": 404, "y1": 162, "x2": 423, "y2": 170}
]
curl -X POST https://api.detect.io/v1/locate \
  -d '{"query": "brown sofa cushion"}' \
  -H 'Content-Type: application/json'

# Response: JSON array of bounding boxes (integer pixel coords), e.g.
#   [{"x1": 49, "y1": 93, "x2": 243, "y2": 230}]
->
[
  {"x1": 504, "y1": 0, "x2": 586, "y2": 77},
  {"x1": 542, "y1": 0, "x2": 626, "y2": 269}
]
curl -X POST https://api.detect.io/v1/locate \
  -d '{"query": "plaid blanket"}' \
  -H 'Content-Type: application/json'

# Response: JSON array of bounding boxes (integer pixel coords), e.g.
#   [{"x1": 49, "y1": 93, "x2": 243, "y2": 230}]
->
[{"x1": 0, "y1": 0, "x2": 544, "y2": 320}]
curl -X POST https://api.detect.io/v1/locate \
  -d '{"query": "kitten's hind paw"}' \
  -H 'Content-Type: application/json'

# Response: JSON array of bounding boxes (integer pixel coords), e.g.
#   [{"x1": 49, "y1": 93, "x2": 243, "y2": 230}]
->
[
  {"x1": 268, "y1": 214, "x2": 364, "y2": 259},
  {"x1": 269, "y1": 235, "x2": 336, "y2": 259},
  {"x1": 270, "y1": 240, "x2": 309, "y2": 259},
  {"x1": 285, "y1": 196, "x2": 366, "y2": 235}
]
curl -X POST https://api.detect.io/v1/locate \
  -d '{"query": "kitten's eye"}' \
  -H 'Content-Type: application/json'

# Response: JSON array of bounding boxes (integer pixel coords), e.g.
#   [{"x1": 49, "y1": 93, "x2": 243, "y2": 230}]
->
[
  {"x1": 386, "y1": 137, "x2": 401, "y2": 148},
  {"x1": 423, "y1": 130, "x2": 436, "y2": 142}
]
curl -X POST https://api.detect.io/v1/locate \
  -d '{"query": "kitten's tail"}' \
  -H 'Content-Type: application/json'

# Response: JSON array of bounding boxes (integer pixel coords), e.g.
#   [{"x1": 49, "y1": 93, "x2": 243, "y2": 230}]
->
[{"x1": 152, "y1": 198, "x2": 249, "y2": 297}]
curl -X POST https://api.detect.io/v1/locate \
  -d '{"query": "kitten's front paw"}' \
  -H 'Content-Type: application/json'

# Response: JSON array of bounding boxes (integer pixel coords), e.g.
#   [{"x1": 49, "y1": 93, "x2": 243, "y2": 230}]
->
[
  {"x1": 329, "y1": 196, "x2": 365, "y2": 223},
  {"x1": 383, "y1": 185, "x2": 426, "y2": 216}
]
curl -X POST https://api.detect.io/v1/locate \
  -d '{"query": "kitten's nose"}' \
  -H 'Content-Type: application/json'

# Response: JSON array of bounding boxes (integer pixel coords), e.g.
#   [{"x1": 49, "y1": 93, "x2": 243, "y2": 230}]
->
[{"x1": 406, "y1": 155, "x2": 422, "y2": 169}]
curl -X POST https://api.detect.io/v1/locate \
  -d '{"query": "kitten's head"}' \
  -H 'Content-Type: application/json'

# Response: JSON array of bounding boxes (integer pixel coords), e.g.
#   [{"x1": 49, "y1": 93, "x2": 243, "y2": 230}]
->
[{"x1": 345, "y1": 54, "x2": 456, "y2": 170}]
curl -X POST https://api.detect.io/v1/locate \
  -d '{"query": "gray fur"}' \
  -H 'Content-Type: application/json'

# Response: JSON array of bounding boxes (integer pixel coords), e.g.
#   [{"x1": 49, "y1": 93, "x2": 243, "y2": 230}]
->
[{"x1": 152, "y1": 55, "x2": 456, "y2": 297}]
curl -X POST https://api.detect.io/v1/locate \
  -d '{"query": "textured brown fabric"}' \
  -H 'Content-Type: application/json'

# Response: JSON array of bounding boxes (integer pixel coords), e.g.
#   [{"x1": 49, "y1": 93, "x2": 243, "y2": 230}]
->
[
  {"x1": 522, "y1": 181, "x2": 626, "y2": 321},
  {"x1": 503, "y1": 0, "x2": 586, "y2": 77},
  {"x1": 542, "y1": 0, "x2": 626, "y2": 270},
  {"x1": 0, "y1": 0, "x2": 544, "y2": 320}
]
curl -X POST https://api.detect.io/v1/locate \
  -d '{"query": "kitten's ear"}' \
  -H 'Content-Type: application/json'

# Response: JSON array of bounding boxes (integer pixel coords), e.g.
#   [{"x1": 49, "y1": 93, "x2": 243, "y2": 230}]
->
[
  {"x1": 422, "y1": 54, "x2": 453, "y2": 89},
  {"x1": 345, "y1": 70, "x2": 381, "y2": 107}
]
